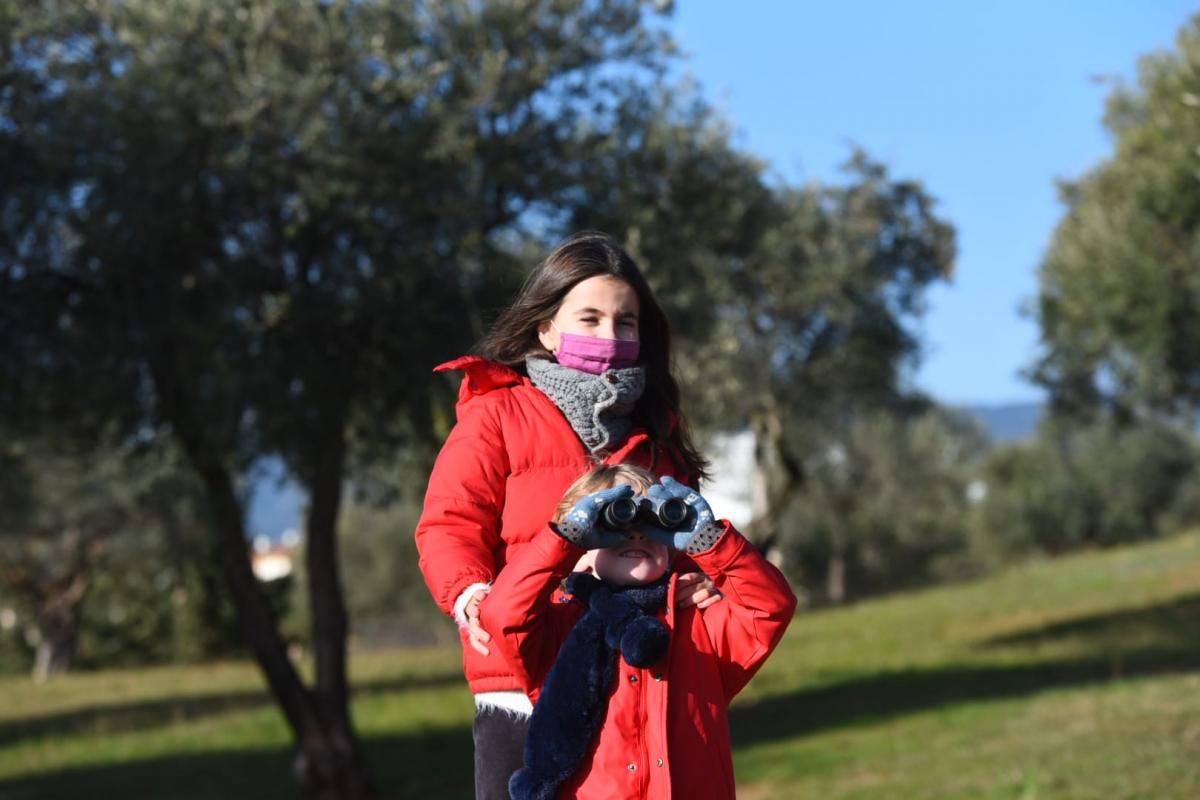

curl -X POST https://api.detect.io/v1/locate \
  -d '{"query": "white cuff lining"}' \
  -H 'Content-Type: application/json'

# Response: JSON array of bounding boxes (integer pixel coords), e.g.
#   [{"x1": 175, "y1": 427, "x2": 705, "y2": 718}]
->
[{"x1": 453, "y1": 582, "x2": 493, "y2": 628}]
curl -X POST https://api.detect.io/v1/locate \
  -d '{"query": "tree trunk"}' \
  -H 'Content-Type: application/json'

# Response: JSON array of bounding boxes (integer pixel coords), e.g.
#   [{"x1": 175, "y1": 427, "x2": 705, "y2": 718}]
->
[
  {"x1": 827, "y1": 484, "x2": 853, "y2": 605},
  {"x1": 744, "y1": 409, "x2": 803, "y2": 551},
  {"x1": 301, "y1": 409, "x2": 372, "y2": 800},
  {"x1": 826, "y1": 549, "x2": 846, "y2": 605},
  {"x1": 22, "y1": 559, "x2": 95, "y2": 682},
  {"x1": 188, "y1": 448, "x2": 373, "y2": 799},
  {"x1": 32, "y1": 622, "x2": 77, "y2": 682}
]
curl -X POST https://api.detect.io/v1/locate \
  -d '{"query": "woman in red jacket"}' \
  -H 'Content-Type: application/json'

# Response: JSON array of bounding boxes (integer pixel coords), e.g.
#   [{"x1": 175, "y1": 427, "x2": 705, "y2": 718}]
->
[
  {"x1": 481, "y1": 464, "x2": 797, "y2": 800},
  {"x1": 415, "y1": 231, "x2": 717, "y2": 799}
]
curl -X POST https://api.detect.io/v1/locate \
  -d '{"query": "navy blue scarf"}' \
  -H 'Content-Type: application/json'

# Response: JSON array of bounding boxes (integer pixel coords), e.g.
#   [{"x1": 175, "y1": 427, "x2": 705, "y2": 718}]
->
[{"x1": 509, "y1": 573, "x2": 671, "y2": 800}]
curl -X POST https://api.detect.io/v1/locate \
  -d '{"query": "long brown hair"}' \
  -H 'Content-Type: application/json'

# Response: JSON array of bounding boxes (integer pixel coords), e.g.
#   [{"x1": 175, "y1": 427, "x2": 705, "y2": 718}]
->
[
  {"x1": 477, "y1": 231, "x2": 710, "y2": 484},
  {"x1": 553, "y1": 464, "x2": 657, "y2": 523}
]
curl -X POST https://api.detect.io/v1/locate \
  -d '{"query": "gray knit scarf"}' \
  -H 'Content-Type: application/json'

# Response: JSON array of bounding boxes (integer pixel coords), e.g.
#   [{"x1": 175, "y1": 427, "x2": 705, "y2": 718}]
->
[{"x1": 525, "y1": 357, "x2": 645, "y2": 454}]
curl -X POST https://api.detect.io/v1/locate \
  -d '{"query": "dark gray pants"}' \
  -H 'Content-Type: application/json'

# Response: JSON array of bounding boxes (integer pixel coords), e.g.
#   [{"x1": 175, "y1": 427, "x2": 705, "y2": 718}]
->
[{"x1": 472, "y1": 706, "x2": 530, "y2": 800}]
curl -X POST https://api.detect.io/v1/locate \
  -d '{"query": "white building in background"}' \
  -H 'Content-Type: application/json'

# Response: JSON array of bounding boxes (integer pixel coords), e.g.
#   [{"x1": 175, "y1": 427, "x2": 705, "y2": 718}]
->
[
  {"x1": 702, "y1": 429, "x2": 760, "y2": 530},
  {"x1": 250, "y1": 529, "x2": 300, "y2": 582}
]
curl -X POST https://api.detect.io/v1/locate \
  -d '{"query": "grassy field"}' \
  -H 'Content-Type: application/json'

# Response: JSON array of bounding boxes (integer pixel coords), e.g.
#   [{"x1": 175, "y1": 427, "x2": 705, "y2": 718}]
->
[{"x1": 2, "y1": 532, "x2": 1200, "y2": 799}]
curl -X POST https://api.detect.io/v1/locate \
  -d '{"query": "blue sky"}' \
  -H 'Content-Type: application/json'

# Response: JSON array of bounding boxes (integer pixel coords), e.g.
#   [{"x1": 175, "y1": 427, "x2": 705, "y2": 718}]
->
[{"x1": 671, "y1": 2, "x2": 1196, "y2": 405}]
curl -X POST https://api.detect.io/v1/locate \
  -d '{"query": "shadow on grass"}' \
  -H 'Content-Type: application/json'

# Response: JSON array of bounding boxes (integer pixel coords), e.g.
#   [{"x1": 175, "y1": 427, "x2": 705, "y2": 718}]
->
[
  {"x1": 0, "y1": 725, "x2": 475, "y2": 800},
  {"x1": 979, "y1": 591, "x2": 1200, "y2": 651},
  {"x1": 0, "y1": 670, "x2": 462, "y2": 749},
  {"x1": 731, "y1": 593, "x2": 1200, "y2": 749},
  {"x1": 8, "y1": 596, "x2": 1200, "y2": 797}
]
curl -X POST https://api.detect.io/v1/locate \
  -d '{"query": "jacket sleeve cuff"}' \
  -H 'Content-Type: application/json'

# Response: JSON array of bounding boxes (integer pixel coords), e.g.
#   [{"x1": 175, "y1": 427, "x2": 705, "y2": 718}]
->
[
  {"x1": 452, "y1": 582, "x2": 493, "y2": 629},
  {"x1": 687, "y1": 521, "x2": 746, "y2": 572}
]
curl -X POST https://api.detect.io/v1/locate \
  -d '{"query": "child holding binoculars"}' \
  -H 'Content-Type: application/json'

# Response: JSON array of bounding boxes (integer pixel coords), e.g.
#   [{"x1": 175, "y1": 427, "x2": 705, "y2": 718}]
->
[{"x1": 479, "y1": 464, "x2": 797, "y2": 800}]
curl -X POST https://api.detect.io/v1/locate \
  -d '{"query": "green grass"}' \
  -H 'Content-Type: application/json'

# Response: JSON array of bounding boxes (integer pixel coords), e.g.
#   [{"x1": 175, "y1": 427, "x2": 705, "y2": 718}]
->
[{"x1": 3, "y1": 532, "x2": 1200, "y2": 799}]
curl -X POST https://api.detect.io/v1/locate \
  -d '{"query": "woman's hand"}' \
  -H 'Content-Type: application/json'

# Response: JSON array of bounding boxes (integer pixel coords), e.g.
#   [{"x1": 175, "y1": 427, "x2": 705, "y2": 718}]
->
[
  {"x1": 675, "y1": 572, "x2": 723, "y2": 609},
  {"x1": 464, "y1": 587, "x2": 492, "y2": 656}
]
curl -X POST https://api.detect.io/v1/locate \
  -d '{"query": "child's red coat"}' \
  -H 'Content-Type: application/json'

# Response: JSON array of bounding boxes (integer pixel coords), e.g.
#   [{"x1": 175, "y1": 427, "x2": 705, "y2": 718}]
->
[{"x1": 480, "y1": 523, "x2": 798, "y2": 799}]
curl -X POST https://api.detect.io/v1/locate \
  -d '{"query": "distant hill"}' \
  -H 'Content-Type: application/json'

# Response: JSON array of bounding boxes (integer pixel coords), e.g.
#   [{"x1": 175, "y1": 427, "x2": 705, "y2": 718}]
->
[{"x1": 958, "y1": 402, "x2": 1043, "y2": 442}]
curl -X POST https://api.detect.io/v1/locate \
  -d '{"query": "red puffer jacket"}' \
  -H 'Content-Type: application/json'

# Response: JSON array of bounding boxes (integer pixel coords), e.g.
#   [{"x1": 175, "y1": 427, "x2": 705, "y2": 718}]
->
[
  {"x1": 415, "y1": 355, "x2": 685, "y2": 694},
  {"x1": 479, "y1": 522, "x2": 797, "y2": 800}
]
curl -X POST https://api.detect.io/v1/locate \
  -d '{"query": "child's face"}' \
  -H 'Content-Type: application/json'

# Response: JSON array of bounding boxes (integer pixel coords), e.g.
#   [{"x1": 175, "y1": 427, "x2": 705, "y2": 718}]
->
[{"x1": 592, "y1": 528, "x2": 669, "y2": 586}]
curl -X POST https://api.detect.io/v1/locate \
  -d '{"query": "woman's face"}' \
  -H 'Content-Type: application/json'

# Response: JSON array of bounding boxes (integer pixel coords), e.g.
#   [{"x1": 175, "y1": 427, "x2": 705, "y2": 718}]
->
[{"x1": 537, "y1": 275, "x2": 640, "y2": 351}]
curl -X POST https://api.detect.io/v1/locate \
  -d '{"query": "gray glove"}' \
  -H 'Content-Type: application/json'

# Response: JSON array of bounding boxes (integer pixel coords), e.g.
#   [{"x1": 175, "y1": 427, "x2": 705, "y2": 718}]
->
[
  {"x1": 643, "y1": 476, "x2": 724, "y2": 554},
  {"x1": 551, "y1": 484, "x2": 635, "y2": 550}
]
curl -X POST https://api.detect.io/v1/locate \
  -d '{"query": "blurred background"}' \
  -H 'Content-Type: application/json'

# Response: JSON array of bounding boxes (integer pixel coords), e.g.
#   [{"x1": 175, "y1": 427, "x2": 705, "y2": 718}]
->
[{"x1": 3, "y1": 1, "x2": 1200, "y2": 798}]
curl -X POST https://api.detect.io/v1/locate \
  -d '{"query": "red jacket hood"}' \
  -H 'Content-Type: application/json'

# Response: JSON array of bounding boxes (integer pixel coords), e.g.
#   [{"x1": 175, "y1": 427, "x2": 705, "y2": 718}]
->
[{"x1": 434, "y1": 355, "x2": 525, "y2": 407}]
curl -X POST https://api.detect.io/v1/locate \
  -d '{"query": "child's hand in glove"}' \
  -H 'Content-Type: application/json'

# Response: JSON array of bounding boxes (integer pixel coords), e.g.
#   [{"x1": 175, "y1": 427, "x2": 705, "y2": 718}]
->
[
  {"x1": 551, "y1": 484, "x2": 635, "y2": 550},
  {"x1": 643, "y1": 476, "x2": 724, "y2": 554}
]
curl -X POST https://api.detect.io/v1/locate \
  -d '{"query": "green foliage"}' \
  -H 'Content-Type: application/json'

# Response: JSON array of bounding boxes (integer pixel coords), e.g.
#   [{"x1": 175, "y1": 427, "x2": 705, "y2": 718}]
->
[
  {"x1": 337, "y1": 500, "x2": 452, "y2": 648},
  {"x1": 0, "y1": 432, "x2": 244, "y2": 674},
  {"x1": 1034, "y1": 13, "x2": 1200, "y2": 420},
  {"x1": 281, "y1": 480, "x2": 452, "y2": 652},
  {"x1": 779, "y1": 407, "x2": 988, "y2": 603},
  {"x1": 328, "y1": 447, "x2": 456, "y2": 647},
  {"x1": 572, "y1": 136, "x2": 955, "y2": 436},
  {"x1": 0, "y1": 627, "x2": 26, "y2": 674},
  {"x1": 0, "y1": 435, "x2": 152, "y2": 675},
  {"x1": 970, "y1": 419, "x2": 1200, "y2": 562},
  {"x1": 1161, "y1": 471, "x2": 1200, "y2": 533},
  {"x1": 4, "y1": 0, "x2": 671, "y2": 462},
  {"x1": 563, "y1": 80, "x2": 777, "y2": 356},
  {"x1": 700, "y1": 157, "x2": 956, "y2": 596},
  {"x1": 566, "y1": 109, "x2": 959, "y2": 592},
  {"x1": 76, "y1": 555, "x2": 176, "y2": 669},
  {"x1": 73, "y1": 531, "x2": 247, "y2": 669},
  {"x1": 0, "y1": 7, "x2": 686, "y2": 770},
  {"x1": 723, "y1": 153, "x2": 956, "y2": 423}
]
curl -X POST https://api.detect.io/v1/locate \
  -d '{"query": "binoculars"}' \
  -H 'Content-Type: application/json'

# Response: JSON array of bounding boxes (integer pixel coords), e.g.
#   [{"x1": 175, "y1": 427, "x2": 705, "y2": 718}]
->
[{"x1": 600, "y1": 495, "x2": 689, "y2": 531}]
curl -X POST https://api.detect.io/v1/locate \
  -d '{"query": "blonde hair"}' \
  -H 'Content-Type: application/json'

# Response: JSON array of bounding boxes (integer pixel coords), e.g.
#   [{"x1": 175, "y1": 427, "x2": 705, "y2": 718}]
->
[{"x1": 554, "y1": 464, "x2": 657, "y2": 523}]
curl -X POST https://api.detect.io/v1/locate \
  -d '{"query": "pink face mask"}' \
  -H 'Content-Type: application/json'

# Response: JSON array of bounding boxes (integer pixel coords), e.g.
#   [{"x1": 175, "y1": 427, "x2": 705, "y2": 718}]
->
[{"x1": 550, "y1": 321, "x2": 641, "y2": 374}]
